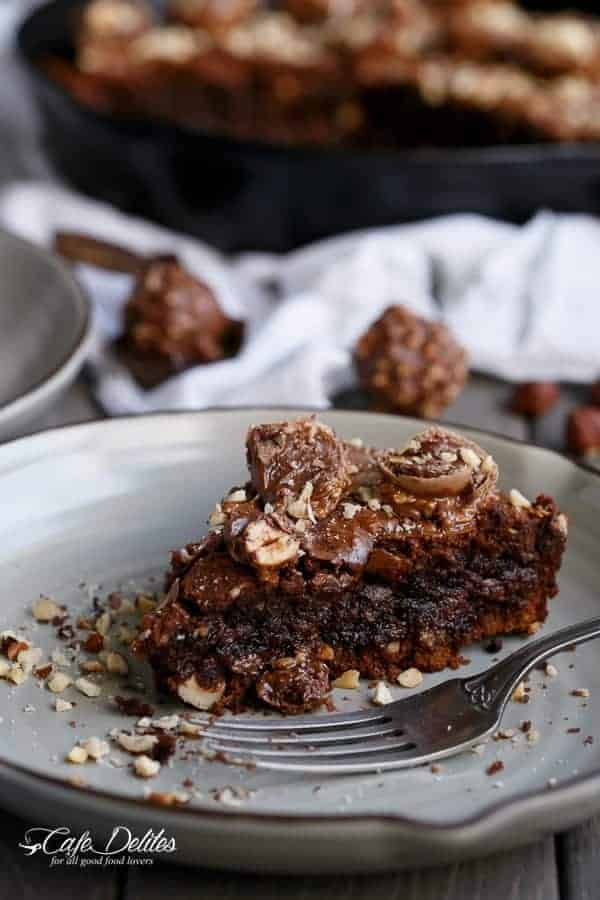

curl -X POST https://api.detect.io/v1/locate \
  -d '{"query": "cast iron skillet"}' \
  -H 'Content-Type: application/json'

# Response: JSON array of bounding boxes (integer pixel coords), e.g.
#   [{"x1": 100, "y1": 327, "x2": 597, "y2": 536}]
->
[{"x1": 17, "y1": 0, "x2": 600, "y2": 252}]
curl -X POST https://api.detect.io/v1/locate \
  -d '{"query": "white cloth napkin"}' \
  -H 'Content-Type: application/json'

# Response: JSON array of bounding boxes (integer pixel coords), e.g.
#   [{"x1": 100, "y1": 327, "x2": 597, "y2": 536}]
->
[{"x1": 1, "y1": 181, "x2": 598, "y2": 414}]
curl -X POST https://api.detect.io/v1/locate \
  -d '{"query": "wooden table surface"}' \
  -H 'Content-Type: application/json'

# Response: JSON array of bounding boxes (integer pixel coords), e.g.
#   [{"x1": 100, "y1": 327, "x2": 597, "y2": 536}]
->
[{"x1": 1, "y1": 373, "x2": 598, "y2": 899}]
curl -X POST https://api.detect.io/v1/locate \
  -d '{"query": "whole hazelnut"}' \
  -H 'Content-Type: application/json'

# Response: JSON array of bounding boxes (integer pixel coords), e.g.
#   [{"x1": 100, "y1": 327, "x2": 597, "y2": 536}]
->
[
  {"x1": 354, "y1": 305, "x2": 468, "y2": 418},
  {"x1": 509, "y1": 382, "x2": 560, "y2": 417},
  {"x1": 567, "y1": 406, "x2": 600, "y2": 456},
  {"x1": 589, "y1": 381, "x2": 600, "y2": 406}
]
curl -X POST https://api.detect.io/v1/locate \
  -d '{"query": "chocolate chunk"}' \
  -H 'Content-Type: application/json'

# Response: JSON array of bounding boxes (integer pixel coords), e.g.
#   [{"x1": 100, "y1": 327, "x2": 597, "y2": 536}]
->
[
  {"x1": 246, "y1": 417, "x2": 351, "y2": 520},
  {"x1": 354, "y1": 306, "x2": 468, "y2": 418},
  {"x1": 114, "y1": 695, "x2": 155, "y2": 717},
  {"x1": 120, "y1": 255, "x2": 243, "y2": 386}
]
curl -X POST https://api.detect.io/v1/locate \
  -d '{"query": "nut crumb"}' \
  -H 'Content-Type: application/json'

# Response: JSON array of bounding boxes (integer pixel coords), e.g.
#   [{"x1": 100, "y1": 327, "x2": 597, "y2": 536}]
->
[
  {"x1": 332, "y1": 670, "x2": 360, "y2": 690},
  {"x1": 397, "y1": 667, "x2": 423, "y2": 689},
  {"x1": 134, "y1": 755, "x2": 160, "y2": 778},
  {"x1": 371, "y1": 681, "x2": 393, "y2": 705},
  {"x1": 75, "y1": 676, "x2": 102, "y2": 698},
  {"x1": 48, "y1": 672, "x2": 72, "y2": 693},
  {"x1": 32, "y1": 597, "x2": 63, "y2": 622},
  {"x1": 509, "y1": 488, "x2": 531, "y2": 509},
  {"x1": 67, "y1": 746, "x2": 88, "y2": 764},
  {"x1": 55, "y1": 698, "x2": 73, "y2": 712},
  {"x1": 80, "y1": 737, "x2": 110, "y2": 760}
]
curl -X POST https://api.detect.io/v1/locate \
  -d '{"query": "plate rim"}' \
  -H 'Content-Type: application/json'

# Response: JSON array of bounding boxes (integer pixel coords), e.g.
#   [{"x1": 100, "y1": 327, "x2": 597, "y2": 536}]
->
[
  {"x1": 0, "y1": 406, "x2": 598, "y2": 843},
  {"x1": 0, "y1": 227, "x2": 92, "y2": 426}
]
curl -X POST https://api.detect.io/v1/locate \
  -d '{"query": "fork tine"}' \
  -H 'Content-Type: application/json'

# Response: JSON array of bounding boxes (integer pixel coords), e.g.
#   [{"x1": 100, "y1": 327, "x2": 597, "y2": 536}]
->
[
  {"x1": 205, "y1": 737, "x2": 415, "y2": 759},
  {"x1": 190, "y1": 708, "x2": 390, "y2": 732},
  {"x1": 202, "y1": 723, "x2": 402, "y2": 745},
  {"x1": 214, "y1": 747, "x2": 434, "y2": 775}
]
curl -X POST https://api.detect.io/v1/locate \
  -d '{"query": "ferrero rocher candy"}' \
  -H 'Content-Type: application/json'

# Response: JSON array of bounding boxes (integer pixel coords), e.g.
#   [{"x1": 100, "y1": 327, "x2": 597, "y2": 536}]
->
[
  {"x1": 354, "y1": 305, "x2": 468, "y2": 418},
  {"x1": 120, "y1": 254, "x2": 244, "y2": 385}
]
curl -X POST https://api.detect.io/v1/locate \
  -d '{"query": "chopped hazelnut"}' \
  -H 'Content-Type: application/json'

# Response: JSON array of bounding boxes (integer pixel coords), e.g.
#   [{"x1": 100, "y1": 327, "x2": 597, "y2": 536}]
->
[
  {"x1": 509, "y1": 488, "x2": 531, "y2": 509},
  {"x1": 397, "y1": 667, "x2": 423, "y2": 689},
  {"x1": 134, "y1": 755, "x2": 161, "y2": 778},
  {"x1": 105, "y1": 651, "x2": 129, "y2": 675},
  {"x1": 177, "y1": 674, "x2": 225, "y2": 710},
  {"x1": 67, "y1": 746, "x2": 88, "y2": 765},
  {"x1": 48, "y1": 671, "x2": 72, "y2": 693},
  {"x1": 80, "y1": 737, "x2": 110, "y2": 760},
  {"x1": 95, "y1": 611, "x2": 111, "y2": 636},
  {"x1": 372, "y1": 681, "x2": 394, "y2": 705},
  {"x1": 332, "y1": 670, "x2": 360, "y2": 690},
  {"x1": 179, "y1": 721, "x2": 203, "y2": 737},
  {"x1": 32, "y1": 597, "x2": 63, "y2": 622},
  {"x1": 75, "y1": 677, "x2": 102, "y2": 698},
  {"x1": 116, "y1": 732, "x2": 158, "y2": 754},
  {"x1": 8, "y1": 666, "x2": 27, "y2": 685},
  {"x1": 55, "y1": 698, "x2": 73, "y2": 712},
  {"x1": 511, "y1": 681, "x2": 527, "y2": 702}
]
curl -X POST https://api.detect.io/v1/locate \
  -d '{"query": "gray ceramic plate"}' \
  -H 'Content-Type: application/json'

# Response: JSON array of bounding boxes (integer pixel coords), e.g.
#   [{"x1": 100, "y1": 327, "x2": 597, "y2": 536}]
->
[
  {"x1": 0, "y1": 409, "x2": 599, "y2": 873},
  {"x1": 0, "y1": 228, "x2": 91, "y2": 441}
]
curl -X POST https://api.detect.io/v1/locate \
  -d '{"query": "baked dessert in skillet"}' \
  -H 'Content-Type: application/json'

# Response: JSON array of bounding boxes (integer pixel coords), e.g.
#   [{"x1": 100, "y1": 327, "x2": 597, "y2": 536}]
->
[
  {"x1": 134, "y1": 416, "x2": 567, "y2": 714},
  {"x1": 43, "y1": 0, "x2": 600, "y2": 147}
]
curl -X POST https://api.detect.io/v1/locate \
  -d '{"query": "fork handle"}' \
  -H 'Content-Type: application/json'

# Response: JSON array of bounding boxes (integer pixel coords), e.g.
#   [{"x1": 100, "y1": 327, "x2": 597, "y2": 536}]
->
[{"x1": 464, "y1": 617, "x2": 600, "y2": 713}]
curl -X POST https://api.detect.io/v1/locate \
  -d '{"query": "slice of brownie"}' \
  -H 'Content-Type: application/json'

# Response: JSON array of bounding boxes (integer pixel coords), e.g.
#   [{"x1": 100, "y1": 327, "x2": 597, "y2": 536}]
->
[{"x1": 133, "y1": 417, "x2": 567, "y2": 714}]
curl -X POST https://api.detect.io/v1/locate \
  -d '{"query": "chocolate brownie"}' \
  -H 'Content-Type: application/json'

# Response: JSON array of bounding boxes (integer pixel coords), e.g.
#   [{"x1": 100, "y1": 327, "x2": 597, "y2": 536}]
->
[{"x1": 134, "y1": 417, "x2": 567, "y2": 714}]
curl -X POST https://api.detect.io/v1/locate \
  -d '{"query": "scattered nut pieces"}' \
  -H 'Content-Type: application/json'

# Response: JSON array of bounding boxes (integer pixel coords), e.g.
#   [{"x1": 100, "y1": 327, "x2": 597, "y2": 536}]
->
[
  {"x1": 105, "y1": 652, "x2": 129, "y2": 675},
  {"x1": 332, "y1": 670, "x2": 360, "y2": 690},
  {"x1": 80, "y1": 737, "x2": 110, "y2": 760},
  {"x1": 95, "y1": 611, "x2": 112, "y2": 636},
  {"x1": 225, "y1": 489, "x2": 247, "y2": 503},
  {"x1": 572, "y1": 688, "x2": 590, "y2": 698},
  {"x1": 75, "y1": 677, "x2": 102, "y2": 698},
  {"x1": 526, "y1": 728, "x2": 541, "y2": 745},
  {"x1": 511, "y1": 681, "x2": 527, "y2": 702},
  {"x1": 55, "y1": 698, "x2": 73, "y2": 712},
  {"x1": 80, "y1": 659, "x2": 104, "y2": 673},
  {"x1": 544, "y1": 662, "x2": 558, "y2": 678},
  {"x1": 177, "y1": 674, "x2": 225, "y2": 710},
  {"x1": 342, "y1": 503, "x2": 361, "y2": 520},
  {"x1": 509, "y1": 488, "x2": 531, "y2": 509},
  {"x1": 397, "y1": 667, "x2": 423, "y2": 689},
  {"x1": 17, "y1": 647, "x2": 43, "y2": 674},
  {"x1": 32, "y1": 597, "x2": 62, "y2": 622},
  {"x1": 7, "y1": 666, "x2": 27, "y2": 685},
  {"x1": 116, "y1": 732, "x2": 158, "y2": 754},
  {"x1": 371, "y1": 681, "x2": 394, "y2": 706},
  {"x1": 459, "y1": 447, "x2": 481, "y2": 469},
  {"x1": 179, "y1": 720, "x2": 203, "y2": 737},
  {"x1": 48, "y1": 672, "x2": 72, "y2": 693},
  {"x1": 134, "y1": 755, "x2": 161, "y2": 778},
  {"x1": 67, "y1": 746, "x2": 88, "y2": 765},
  {"x1": 0, "y1": 659, "x2": 10, "y2": 678}
]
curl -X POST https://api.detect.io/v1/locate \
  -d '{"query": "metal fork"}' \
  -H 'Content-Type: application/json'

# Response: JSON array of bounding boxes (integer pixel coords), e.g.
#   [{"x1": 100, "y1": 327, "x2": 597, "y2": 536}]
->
[{"x1": 192, "y1": 618, "x2": 600, "y2": 774}]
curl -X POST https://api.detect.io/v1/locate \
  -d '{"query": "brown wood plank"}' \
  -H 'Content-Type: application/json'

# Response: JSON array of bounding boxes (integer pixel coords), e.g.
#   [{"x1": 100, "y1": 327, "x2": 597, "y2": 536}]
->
[
  {"x1": 126, "y1": 838, "x2": 558, "y2": 900},
  {"x1": 0, "y1": 811, "x2": 121, "y2": 899},
  {"x1": 557, "y1": 817, "x2": 600, "y2": 900}
]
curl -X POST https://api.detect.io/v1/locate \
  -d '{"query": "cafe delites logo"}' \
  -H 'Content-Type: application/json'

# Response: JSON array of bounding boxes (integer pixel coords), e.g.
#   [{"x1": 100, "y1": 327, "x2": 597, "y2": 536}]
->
[{"x1": 19, "y1": 826, "x2": 177, "y2": 867}]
